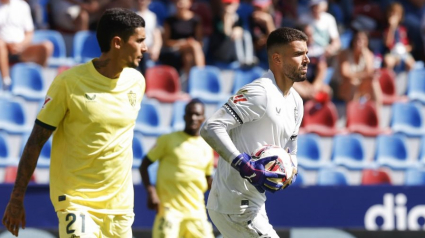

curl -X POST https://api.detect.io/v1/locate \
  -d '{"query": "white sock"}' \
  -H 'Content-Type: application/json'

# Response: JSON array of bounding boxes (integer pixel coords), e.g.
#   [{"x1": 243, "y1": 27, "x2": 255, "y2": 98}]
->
[{"x1": 3, "y1": 76, "x2": 11, "y2": 86}]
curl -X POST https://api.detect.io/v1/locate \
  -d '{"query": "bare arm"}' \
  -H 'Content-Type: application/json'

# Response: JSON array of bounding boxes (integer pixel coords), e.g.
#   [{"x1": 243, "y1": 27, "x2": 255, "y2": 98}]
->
[
  {"x1": 139, "y1": 156, "x2": 159, "y2": 212},
  {"x1": 2, "y1": 123, "x2": 53, "y2": 237}
]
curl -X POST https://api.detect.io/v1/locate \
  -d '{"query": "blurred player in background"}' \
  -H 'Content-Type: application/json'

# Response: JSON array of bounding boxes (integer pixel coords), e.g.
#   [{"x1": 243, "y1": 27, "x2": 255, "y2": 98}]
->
[
  {"x1": 139, "y1": 98, "x2": 215, "y2": 238},
  {"x1": 2, "y1": 8, "x2": 147, "y2": 237},
  {"x1": 201, "y1": 27, "x2": 307, "y2": 237}
]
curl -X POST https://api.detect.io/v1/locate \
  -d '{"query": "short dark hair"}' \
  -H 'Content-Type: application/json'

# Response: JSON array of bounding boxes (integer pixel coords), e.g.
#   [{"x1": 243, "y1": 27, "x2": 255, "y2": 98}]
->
[
  {"x1": 266, "y1": 27, "x2": 308, "y2": 52},
  {"x1": 185, "y1": 98, "x2": 205, "y2": 114},
  {"x1": 96, "y1": 8, "x2": 145, "y2": 52}
]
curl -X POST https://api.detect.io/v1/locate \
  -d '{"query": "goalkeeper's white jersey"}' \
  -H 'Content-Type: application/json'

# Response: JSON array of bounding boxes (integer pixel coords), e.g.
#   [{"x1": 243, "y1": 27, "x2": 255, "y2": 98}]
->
[{"x1": 204, "y1": 70, "x2": 304, "y2": 214}]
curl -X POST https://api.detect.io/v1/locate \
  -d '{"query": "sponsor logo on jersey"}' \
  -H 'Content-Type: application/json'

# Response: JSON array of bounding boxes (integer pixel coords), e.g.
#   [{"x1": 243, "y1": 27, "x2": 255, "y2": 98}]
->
[
  {"x1": 128, "y1": 90, "x2": 136, "y2": 107},
  {"x1": 42, "y1": 96, "x2": 52, "y2": 108},
  {"x1": 85, "y1": 93, "x2": 96, "y2": 100},
  {"x1": 233, "y1": 94, "x2": 247, "y2": 104},
  {"x1": 276, "y1": 107, "x2": 281, "y2": 114}
]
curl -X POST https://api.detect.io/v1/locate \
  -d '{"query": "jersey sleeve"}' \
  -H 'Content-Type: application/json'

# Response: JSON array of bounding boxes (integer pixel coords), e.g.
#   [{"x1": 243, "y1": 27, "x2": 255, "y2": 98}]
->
[
  {"x1": 36, "y1": 75, "x2": 69, "y2": 129},
  {"x1": 146, "y1": 135, "x2": 167, "y2": 162},
  {"x1": 224, "y1": 80, "x2": 267, "y2": 126}
]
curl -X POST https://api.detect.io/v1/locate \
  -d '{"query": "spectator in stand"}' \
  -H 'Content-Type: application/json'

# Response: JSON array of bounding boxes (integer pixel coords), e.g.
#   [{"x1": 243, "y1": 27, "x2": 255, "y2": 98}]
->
[
  {"x1": 208, "y1": 0, "x2": 256, "y2": 66},
  {"x1": 382, "y1": 2, "x2": 416, "y2": 72},
  {"x1": 294, "y1": 23, "x2": 332, "y2": 102},
  {"x1": 135, "y1": 0, "x2": 162, "y2": 75},
  {"x1": 248, "y1": 0, "x2": 276, "y2": 64},
  {"x1": 332, "y1": 30, "x2": 382, "y2": 108},
  {"x1": 159, "y1": 0, "x2": 205, "y2": 78},
  {"x1": 50, "y1": 0, "x2": 104, "y2": 33},
  {"x1": 0, "y1": 0, "x2": 53, "y2": 90},
  {"x1": 298, "y1": 0, "x2": 341, "y2": 60}
]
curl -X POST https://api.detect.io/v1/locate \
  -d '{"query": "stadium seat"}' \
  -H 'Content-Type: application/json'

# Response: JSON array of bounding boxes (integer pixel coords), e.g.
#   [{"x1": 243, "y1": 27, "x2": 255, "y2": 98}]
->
[
  {"x1": 232, "y1": 66, "x2": 264, "y2": 94},
  {"x1": 10, "y1": 63, "x2": 46, "y2": 101},
  {"x1": 32, "y1": 30, "x2": 71, "y2": 67},
  {"x1": 187, "y1": 66, "x2": 229, "y2": 104},
  {"x1": 346, "y1": 100, "x2": 390, "y2": 137},
  {"x1": 145, "y1": 65, "x2": 191, "y2": 103},
  {"x1": 405, "y1": 167, "x2": 425, "y2": 185},
  {"x1": 407, "y1": 68, "x2": 425, "y2": 104},
  {"x1": 418, "y1": 136, "x2": 425, "y2": 166},
  {"x1": 390, "y1": 102, "x2": 425, "y2": 137},
  {"x1": 132, "y1": 132, "x2": 145, "y2": 168},
  {"x1": 0, "y1": 96, "x2": 31, "y2": 134},
  {"x1": 297, "y1": 133, "x2": 329, "y2": 170},
  {"x1": 361, "y1": 169, "x2": 392, "y2": 185},
  {"x1": 0, "y1": 132, "x2": 15, "y2": 167},
  {"x1": 317, "y1": 167, "x2": 348, "y2": 186},
  {"x1": 148, "y1": 0, "x2": 168, "y2": 26},
  {"x1": 169, "y1": 100, "x2": 187, "y2": 132},
  {"x1": 72, "y1": 31, "x2": 101, "y2": 63},
  {"x1": 340, "y1": 30, "x2": 353, "y2": 50},
  {"x1": 134, "y1": 98, "x2": 171, "y2": 136},
  {"x1": 375, "y1": 134, "x2": 412, "y2": 170},
  {"x1": 378, "y1": 68, "x2": 404, "y2": 105},
  {"x1": 331, "y1": 133, "x2": 372, "y2": 170},
  {"x1": 302, "y1": 100, "x2": 342, "y2": 137}
]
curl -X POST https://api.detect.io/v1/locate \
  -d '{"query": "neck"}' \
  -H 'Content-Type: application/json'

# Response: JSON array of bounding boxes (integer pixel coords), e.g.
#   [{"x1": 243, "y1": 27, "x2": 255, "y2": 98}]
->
[
  {"x1": 184, "y1": 129, "x2": 198, "y2": 137},
  {"x1": 272, "y1": 69, "x2": 293, "y2": 96},
  {"x1": 93, "y1": 54, "x2": 124, "y2": 79}
]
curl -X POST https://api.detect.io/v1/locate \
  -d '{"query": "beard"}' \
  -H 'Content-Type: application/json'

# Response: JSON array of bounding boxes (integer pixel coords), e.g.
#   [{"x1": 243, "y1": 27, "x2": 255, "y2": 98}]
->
[
  {"x1": 285, "y1": 65, "x2": 308, "y2": 82},
  {"x1": 127, "y1": 61, "x2": 138, "y2": 69}
]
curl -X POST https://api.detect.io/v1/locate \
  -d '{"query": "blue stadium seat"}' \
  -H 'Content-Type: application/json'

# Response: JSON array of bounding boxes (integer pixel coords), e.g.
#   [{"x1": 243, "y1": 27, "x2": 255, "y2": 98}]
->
[
  {"x1": 418, "y1": 136, "x2": 425, "y2": 166},
  {"x1": 0, "y1": 96, "x2": 31, "y2": 134},
  {"x1": 405, "y1": 168, "x2": 425, "y2": 185},
  {"x1": 340, "y1": 30, "x2": 353, "y2": 50},
  {"x1": 32, "y1": 30, "x2": 71, "y2": 67},
  {"x1": 407, "y1": 68, "x2": 425, "y2": 104},
  {"x1": 297, "y1": 133, "x2": 329, "y2": 170},
  {"x1": 10, "y1": 63, "x2": 46, "y2": 101},
  {"x1": 134, "y1": 98, "x2": 171, "y2": 136},
  {"x1": 0, "y1": 132, "x2": 15, "y2": 167},
  {"x1": 148, "y1": 0, "x2": 168, "y2": 26},
  {"x1": 375, "y1": 134, "x2": 412, "y2": 170},
  {"x1": 188, "y1": 66, "x2": 229, "y2": 104},
  {"x1": 232, "y1": 66, "x2": 264, "y2": 94},
  {"x1": 170, "y1": 100, "x2": 188, "y2": 132},
  {"x1": 72, "y1": 31, "x2": 101, "y2": 63},
  {"x1": 390, "y1": 102, "x2": 425, "y2": 137},
  {"x1": 317, "y1": 167, "x2": 348, "y2": 186},
  {"x1": 132, "y1": 132, "x2": 145, "y2": 168},
  {"x1": 331, "y1": 133, "x2": 372, "y2": 170}
]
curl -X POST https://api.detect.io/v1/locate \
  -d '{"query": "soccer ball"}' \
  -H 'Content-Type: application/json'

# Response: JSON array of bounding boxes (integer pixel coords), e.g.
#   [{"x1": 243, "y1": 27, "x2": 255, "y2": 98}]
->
[{"x1": 251, "y1": 145, "x2": 297, "y2": 189}]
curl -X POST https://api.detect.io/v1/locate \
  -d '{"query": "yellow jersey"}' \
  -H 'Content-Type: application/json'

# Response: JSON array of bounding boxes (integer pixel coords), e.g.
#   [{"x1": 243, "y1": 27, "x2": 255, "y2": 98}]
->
[
  {"x1": 147, "y1": 131, "x2": 214, "y2": 219},
  {"x1": 36, "y1": 60, "x2": 145, "y2": 214}
]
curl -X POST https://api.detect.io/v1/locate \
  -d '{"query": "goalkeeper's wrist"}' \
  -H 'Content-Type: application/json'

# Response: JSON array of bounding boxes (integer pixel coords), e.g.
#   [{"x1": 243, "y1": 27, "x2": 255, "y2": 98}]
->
[{"x1": 231, "y1": 153, "x2": 250, "y2": 171}]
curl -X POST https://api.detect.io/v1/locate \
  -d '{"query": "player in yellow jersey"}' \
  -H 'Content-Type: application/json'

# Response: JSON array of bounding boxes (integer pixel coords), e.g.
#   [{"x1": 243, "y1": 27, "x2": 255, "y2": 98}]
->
[
  {"x1": 2, "y1": 8, "x2": 147, "y2": 237},
  {"x1": 139, "y1": 99, "x2": 215, "y2": 238}
]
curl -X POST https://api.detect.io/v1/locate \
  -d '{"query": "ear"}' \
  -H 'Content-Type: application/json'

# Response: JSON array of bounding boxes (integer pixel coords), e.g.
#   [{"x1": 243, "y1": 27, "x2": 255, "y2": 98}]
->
[
  {"x1": 112, "y1": 36, "x2": 122, "y2": 50},
  {"x1": 271, "y1": 52, "x2": 281, "y2": 66}
]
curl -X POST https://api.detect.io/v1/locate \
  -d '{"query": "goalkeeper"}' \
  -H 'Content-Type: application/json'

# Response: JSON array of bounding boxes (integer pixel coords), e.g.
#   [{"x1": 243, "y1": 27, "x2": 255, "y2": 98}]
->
[
  {"x1": 139, "y1": 99, "x2": 215, "y2": 238},
  {"x1": 200, "y1": 27, "x2": 308, "y2": 237}
]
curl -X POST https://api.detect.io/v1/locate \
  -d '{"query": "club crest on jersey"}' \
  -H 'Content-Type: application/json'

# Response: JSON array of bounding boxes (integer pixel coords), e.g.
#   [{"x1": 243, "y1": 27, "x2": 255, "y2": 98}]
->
[
  {"x1": 128, "y1": 90, "x2": 136, "y2": 107},
  {"x1": 42, "y1": 96, "x2": 52, "y2": 108},
  {"x1": 233, "y1": 94, "x2": 247, "y2": 104},
  {"x1": 85, "y1": 93, "x2": 96, "y2": 100}
]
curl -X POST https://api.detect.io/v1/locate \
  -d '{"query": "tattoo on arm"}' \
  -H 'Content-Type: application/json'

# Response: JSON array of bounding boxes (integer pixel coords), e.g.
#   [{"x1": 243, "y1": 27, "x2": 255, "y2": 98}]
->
[{"x1": 11, "y1": 124, "x2": 54, "y2": 201}]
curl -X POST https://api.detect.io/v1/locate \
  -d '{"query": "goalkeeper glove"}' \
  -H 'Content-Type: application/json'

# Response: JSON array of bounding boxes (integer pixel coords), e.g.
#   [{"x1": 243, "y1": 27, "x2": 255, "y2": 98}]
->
[{"x1": 231, "y1": 153, "x2": 285, "y2": 193}]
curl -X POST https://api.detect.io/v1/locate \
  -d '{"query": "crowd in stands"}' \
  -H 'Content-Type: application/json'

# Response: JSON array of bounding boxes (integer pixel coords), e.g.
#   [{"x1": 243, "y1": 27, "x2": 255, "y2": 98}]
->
[{"x1": 1, "y1": 0, "x2": 425, "y2": 186}]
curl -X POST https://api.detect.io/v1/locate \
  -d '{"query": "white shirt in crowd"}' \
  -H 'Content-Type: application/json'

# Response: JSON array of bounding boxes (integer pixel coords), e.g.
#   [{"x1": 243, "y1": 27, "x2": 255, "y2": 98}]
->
[{"x1": 0, "y1": 0, "x2": 34, "y2": 43}]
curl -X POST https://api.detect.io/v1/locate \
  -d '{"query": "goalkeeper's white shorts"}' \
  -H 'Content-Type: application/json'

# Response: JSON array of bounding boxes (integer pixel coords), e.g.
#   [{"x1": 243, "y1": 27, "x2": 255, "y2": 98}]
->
[{"x1": 208, "y1": 206, "x2": 279, "y2": 238}]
